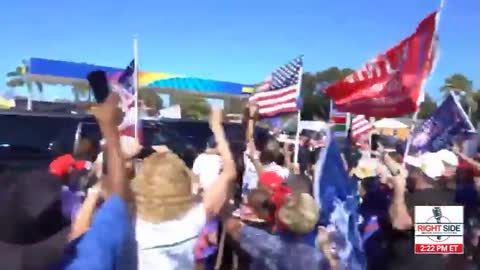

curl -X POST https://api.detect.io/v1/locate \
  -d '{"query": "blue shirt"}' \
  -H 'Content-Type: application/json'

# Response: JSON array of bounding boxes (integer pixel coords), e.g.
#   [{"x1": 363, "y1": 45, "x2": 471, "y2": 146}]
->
[
  {"x1": 59, "y1": 195, "x2": 136, "y2": 270},
  {"x1": 239, "y1": 225, "x2": 330, "y2": 270}
]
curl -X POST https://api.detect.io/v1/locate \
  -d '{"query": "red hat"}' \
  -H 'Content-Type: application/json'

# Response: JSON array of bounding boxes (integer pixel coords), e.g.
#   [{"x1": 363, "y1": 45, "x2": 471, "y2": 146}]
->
[
  {"x1": 271, "y1": 185, "x2": 292, "y2": 210},
  {"x1": 73, "y1": 160, "x2": 92, "y2": 171},
  {"x1": 259, "y1": 171, "x2": 283, "y2": 191},
  {"x1": 49, "y1": 154, "x2": 75, "y2": 177}
]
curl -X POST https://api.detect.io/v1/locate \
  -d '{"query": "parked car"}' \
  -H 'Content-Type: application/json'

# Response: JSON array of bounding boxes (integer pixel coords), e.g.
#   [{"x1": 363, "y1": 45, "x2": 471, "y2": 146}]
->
[{"x1": 0, "y1": 111, "x2": 271, "y2": 174}]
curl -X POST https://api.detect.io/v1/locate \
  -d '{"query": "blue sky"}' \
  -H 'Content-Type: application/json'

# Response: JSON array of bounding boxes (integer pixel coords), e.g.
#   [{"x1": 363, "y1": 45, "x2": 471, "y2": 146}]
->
[{"x1": 0, "y1": 0, "x2": 478, "y2": 103}]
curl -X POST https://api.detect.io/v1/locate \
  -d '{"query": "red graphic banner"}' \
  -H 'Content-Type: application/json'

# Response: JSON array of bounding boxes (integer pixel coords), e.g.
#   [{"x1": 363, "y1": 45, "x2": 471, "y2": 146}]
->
[{"x1": 325, "y1": 11, "x2": 438, "y2": 117}]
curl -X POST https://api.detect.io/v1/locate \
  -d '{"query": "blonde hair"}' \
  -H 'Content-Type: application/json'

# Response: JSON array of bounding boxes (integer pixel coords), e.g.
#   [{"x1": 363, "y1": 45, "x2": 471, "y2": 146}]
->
[
  {"x1": 131, "y1": 152, "x2": 194, "y2": 223},
  {"x1": 277, "y1": 193, "x2": 320, "y2": 234}
]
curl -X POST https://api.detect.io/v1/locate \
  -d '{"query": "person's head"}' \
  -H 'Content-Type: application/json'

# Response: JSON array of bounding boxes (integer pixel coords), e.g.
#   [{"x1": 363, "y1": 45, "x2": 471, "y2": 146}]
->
[
  {"x1": 131, "y1": 152, "x2": 194, "y2": 223},
  {"x1": 0, "y1": 170, "x2": 69, "y2": 268},
  {"x1": 259, "y1": 139, "x2": 282, "y2": 165},
  {"x1": 405, "y1": 152, "x2": 444, "y2": 190},
  {"x1": 350, "y1": 158, "x2": 377, "y2": 180},
  {"x1": 389, "y1": 152, "x2": 403, "y2": 164},
  {"x1": 259, "y1": 171, "x2": 284, "y2": 194},
  {"x1": 299, "y1": 130, "x2": 311, "y2": 146},
  {"x1": 287, "y1": 174, "x2": 313, "y2": 195},
  {"x1": 277, "y1": 193, "x2": 320, "y2": 235},
  {"x1": 49, "y1": 154, "x2": 76, "y2": 180},
  {"x1": 246, "y1": 188, "x2": 276, "y2": 221},
  {"x1": 205, "y1": 135, "x2": 218, "y2": 154},
  {"x1": 76, "y1": 137, "x2": 99, "y2": 161}
]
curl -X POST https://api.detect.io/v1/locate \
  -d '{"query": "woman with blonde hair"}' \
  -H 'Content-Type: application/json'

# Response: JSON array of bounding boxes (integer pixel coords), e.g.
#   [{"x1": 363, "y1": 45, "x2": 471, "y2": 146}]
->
[{"x1": 132, "y1": 109, "x2": 237, "y2": 270}]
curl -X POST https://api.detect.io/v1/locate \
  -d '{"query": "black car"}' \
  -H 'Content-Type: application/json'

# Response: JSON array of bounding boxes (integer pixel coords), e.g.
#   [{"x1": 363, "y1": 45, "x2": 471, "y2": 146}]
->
[{"x1": 0, "y1": 111, "x2": 270, "y2": 174}]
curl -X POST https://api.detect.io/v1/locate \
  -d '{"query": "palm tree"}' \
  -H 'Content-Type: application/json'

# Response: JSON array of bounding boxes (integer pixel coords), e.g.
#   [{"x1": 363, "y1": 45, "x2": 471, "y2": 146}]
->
[
  {"x1": 138, "y1": 88, "x2": 163, "y2": 116},
  {"x1": 6, "y1": 60, "x2": 43, "y2": 110},
  {"x1": 440, "y1": 74, "x2": 473, "y2": 93},
  {"x1": 71, "y1": 82, "x2": 91, "y2": 102},
  {"x1": 171, "y1": 93, "x2": 210, "y2": 120},
  {"x1": 441, "y1": 73, "x2": 476, "y2": 118}
]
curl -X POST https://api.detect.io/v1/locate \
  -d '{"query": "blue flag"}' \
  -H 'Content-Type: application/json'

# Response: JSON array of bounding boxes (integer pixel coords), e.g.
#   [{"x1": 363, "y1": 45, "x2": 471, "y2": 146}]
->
[
  {"x1": 313, "y1": 130, "x2": 366, "y2": 270},
  {"x1": 410, "y1": 92, "x2": 476, "y2": 153}
]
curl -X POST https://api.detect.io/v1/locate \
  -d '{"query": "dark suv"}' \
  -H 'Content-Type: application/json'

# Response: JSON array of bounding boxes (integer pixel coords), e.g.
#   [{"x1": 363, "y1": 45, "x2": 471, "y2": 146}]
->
[{"x1": 0, "y1": 111, "x2": 269, "y2": 174}]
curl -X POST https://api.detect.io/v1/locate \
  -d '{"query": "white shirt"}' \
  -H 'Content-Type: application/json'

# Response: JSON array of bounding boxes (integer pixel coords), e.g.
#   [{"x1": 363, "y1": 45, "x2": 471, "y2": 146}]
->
[
  {"x1": 241, "y1": 152, "x2": 289, "y2": 196},
  {"x1": 136, "y1": 204, "x2": 207, "y2": 270},
  {"x1": 192, "y1": 153, "x2": 223, "y2": 191}
]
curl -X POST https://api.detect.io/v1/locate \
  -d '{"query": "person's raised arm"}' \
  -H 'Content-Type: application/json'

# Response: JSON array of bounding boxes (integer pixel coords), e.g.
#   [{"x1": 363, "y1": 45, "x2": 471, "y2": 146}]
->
[
  {"x1": 384, "y1": 155, "x2": 412, "y2": 230},
  {"x1": 245, "y1": 102, "x2": 258, "y2": 143},
  {"x1": 92, "y1": 93, "x2": 128, "y2": 199},
  {"x1": 203, "y1": 109, "x2": 237, "y2": 218},
  {"x1": 283, "y1": 142, "x2": 294, "y2": 172},
  {"x1": 68, "y1": 185, "x2": 102, "y2": 241},
  {"x1": 388, "y1": 175, "x2": 412, "y2": 230},
  {"x1": 373, "y1": 143, "x2": 412, "y2": 230},
  {"x1": 454, "y1": 148, "x2": 480, "y2": 171},
  {"x1": 246, "y1": 141, "x2": 265, "y2": 177}
]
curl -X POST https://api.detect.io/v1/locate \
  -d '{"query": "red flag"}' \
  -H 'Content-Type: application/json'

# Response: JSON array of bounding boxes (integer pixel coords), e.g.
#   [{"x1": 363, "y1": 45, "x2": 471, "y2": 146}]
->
[{"x1": 325, "y1": 11, "x2": 438, "y2": 118}]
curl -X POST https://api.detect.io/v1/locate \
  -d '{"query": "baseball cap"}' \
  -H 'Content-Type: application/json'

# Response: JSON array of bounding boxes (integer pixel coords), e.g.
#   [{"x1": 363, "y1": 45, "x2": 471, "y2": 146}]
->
[
  {"x1": 259, "y1": 171, "x2": 284, "y2": 191},
  {"x1": 405, "y1": 152, "x2": 445, "y2": 179},
  {"x1": 436, "y1": 149, "x2": 459, "y2": 167}
]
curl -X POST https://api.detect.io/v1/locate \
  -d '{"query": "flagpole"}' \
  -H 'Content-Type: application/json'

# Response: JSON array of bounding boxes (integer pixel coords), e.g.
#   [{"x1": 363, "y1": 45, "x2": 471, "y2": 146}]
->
[
  {"x1": 403, "y1": 1, "x2": 444, "y2": 160},
  {"x1": 293, "y1": 65, "x2": 304, "y2": 165},
  {"x1": 133, "y1": 35, "x2": 139, "y2": 140}
]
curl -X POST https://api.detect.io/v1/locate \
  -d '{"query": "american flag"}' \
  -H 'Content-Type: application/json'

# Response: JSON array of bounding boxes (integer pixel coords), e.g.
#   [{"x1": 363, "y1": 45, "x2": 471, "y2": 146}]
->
[
  {"x1": 351, "y1": 114, "x2": 373, "y2": 140},
  {"x1": 249, "y1": 56, "x2": 303, "y2": 118},
  {"x1": 110, "y1": 60, "x2": 142, "y2": 141}
]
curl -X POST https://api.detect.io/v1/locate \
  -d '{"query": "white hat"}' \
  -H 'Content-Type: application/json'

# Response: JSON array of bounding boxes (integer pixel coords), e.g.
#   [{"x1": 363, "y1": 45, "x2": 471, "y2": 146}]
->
[
  {"x1": 406, "y1": 152, "x2": 445, "y2": 179},
  {"x1": 351, "y1": 158, "x2": 378, "y2": 179},
  {"x1": 436, "y1": 149, "x2": 459, "y2": 167}
]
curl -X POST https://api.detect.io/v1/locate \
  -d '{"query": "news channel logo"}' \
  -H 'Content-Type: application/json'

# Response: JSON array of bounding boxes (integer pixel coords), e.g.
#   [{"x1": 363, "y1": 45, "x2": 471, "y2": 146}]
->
[{"x1": 414, "y1": 206, "x2": 464, "y2": 254}]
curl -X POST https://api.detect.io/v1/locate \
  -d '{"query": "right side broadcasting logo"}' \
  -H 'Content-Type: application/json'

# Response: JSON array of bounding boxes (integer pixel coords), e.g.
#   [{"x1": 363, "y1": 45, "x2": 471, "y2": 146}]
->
[{"x1": 414, "y1": 206, "x2": 464, "y2": 254}]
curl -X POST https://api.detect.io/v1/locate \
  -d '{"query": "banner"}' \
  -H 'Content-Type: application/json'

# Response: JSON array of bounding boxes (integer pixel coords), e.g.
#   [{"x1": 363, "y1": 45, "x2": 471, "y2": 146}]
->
[
  {"x1": 325, "y1": 11, "x2": 438, "y2": 117},
  {"x1": 410, "y1": 92, "x2": 476, "y2": 153},
  {"x1": 313, "y1": 130, "x2": 365, "y2": 269}
]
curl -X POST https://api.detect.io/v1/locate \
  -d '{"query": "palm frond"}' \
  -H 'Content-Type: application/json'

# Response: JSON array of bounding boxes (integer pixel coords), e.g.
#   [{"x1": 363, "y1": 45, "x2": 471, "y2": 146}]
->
[
  {"x1": 6, "y1": 71, "x2": 20, "y2": 77},
  {"x1": 35, "y1": 81, "x2": 43, "y2": 93},
  {"x1": 6, "y1": 78, "x2": 25, "y2": 88}
]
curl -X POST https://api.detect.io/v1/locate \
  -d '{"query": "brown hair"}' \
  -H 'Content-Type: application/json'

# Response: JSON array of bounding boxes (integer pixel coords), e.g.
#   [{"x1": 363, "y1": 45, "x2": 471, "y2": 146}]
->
[
  {"x1": 259, "y1": 139, "x2": 282, "y2": 164},
  {"x1": 246, "y1": 189, "x2": 275, "y2": 220},
  {"x1": 131, "y1": 152, "x2": 194, "y2": 223}
]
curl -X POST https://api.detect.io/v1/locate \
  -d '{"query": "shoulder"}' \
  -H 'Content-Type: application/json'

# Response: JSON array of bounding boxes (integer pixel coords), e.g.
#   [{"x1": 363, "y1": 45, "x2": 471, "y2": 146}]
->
[
  {"x1": 61, "y1": 196, "x2": 135, "y2": 269},
  {"x1": 95, "y1": 195, "x2": 130, "y2": 225},
  {"x1": 193, "y1": 154, "x2": 206, "y2": 165},
  {"x1": 267, "y1": 163, "x2": 289, "y2": 179},
  {"x1": 187, "y1": 203, "x2": 207, "y2": 222},
  {"x1": 82, "y1": 195, "x2": 132, "y2": 247},
  {"x1": 239, "y1": 225, "x2": 280, "y2": 255}
]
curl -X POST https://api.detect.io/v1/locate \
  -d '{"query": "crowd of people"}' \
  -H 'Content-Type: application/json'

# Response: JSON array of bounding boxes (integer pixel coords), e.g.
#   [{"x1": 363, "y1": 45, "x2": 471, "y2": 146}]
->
[{"x1": 0, "y1": 92, "x2": 479, "y2": 270}]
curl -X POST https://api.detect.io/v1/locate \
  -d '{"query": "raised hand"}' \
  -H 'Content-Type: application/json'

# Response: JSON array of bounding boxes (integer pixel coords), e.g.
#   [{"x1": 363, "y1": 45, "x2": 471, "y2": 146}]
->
[
  {"x1": 91, "y1": 93, "x2": 121, "y2": 126},
  {"x1": 248, "y1": 102, "x2": 259, "y2": 118},
  {"x1": 209, "y1": 108, "x2": 224, "y2": 131}
]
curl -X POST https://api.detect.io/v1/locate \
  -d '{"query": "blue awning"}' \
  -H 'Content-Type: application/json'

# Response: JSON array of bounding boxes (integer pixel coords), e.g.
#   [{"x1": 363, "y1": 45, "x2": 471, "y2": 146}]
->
[{"x1": 27, "y1": 57, "x2": 255, "y2": 96}]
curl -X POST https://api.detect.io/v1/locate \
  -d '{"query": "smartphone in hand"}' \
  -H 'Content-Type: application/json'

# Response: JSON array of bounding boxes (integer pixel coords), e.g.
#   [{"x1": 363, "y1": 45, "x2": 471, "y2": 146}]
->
[{"x1": 87, "y1": 70, "x2": 110, "y2": 103}]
